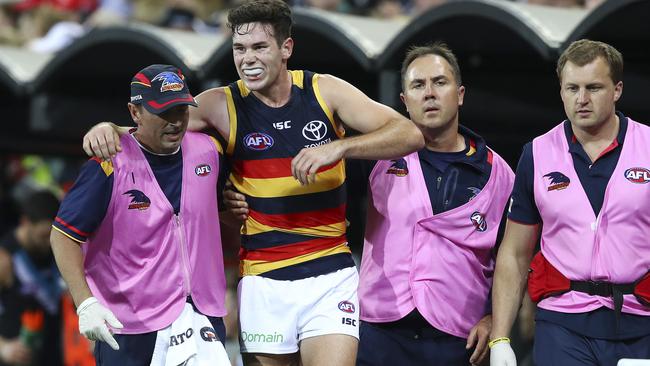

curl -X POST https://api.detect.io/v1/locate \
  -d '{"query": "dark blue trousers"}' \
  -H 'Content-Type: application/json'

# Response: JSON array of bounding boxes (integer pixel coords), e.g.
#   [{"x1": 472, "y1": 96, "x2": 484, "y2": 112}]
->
[
  {"x1": 356, "y1": 320, "x2": 470, "y2": 366},
  {"x1": 534, "y1": 320, "x2": 650, "y2": 366},
  {"x1": 94, "y1": 316, "x2": 225, "y2": 366}
]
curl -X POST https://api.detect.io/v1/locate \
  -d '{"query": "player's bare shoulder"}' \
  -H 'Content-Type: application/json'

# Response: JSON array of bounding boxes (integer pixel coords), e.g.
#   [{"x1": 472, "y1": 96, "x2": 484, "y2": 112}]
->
[
  {"x1": 193, "y1": 87, "x2": 231, "y2": 140},
  {"x1": 313, "y1": 74, "x2": 361, "y2": 114},
  {"x1": 314, "y1": 74, "x2": 354, "y2": 98}
]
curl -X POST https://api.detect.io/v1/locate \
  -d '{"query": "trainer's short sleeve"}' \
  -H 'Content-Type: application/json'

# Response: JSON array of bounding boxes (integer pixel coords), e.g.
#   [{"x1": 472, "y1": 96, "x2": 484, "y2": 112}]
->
[
  {"x1": 52, "y1": 158, "x2": 113, "y2": 243},
  {"x1": 507, "y1": 143, "x2": 541, "y2": 225}
]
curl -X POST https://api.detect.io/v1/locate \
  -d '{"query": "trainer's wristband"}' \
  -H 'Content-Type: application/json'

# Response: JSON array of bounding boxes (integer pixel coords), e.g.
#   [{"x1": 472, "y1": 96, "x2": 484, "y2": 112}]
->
[{"x1": 488, "y1": 337, "x2": 511, "y2": 348}]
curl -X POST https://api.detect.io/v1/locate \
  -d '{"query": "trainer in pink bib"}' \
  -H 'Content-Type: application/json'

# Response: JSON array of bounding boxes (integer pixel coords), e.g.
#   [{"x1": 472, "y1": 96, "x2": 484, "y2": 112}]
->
[
  {"x1": 533, "y1": 119, "x2": 650, "y2": 316},
  {"x1": 359, "y1": 149, "x2": 514, "y2": 338},
  {"x1": 85, "y1": 132, "x2": 227, "y2": 334}
]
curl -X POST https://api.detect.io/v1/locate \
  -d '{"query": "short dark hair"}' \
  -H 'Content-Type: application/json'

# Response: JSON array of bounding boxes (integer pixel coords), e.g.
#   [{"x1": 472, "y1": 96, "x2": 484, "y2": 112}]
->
[
  {"x1": 227, "y1": 0, "x2": 292, "y2": 46},
  {"x1": 401, "y1": 42, "x2": 462, "y2": 89},
  {"x1": 557, "y1": 39, "x2": 623, "y2": 84},
  {"x1": 20, "y1": 190, "x2": 59, "y2": 223}
]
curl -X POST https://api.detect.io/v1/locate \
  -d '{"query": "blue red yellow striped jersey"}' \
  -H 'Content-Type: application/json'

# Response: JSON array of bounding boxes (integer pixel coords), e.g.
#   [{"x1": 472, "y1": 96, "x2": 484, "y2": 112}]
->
[{"x1": 225, "y1": 70, "x2": 354, "y2": 279}]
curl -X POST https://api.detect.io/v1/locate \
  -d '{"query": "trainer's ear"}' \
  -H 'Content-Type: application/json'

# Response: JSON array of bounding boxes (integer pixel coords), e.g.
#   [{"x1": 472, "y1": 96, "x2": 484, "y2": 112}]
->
[{"x1": 128, "y1": 103, "x2": 142, "y2": 125}]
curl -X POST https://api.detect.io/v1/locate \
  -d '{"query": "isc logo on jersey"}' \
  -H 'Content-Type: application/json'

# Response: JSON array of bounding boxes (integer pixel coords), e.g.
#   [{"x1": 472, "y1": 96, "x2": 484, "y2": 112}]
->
[
  {"x1": 244, "y1": 132, "x2": 274, "y2": 151},
  {"x1": 624, "y1": 167, "x2": 650, "y2": 184}
]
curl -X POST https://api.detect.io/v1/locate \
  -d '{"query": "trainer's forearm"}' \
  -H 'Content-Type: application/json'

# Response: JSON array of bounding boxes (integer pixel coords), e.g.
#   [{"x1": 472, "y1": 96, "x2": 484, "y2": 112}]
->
[
  {"x1": 340, "y1": 117, "x2": 424, "y2": 160},
  {"x1": 491, "y1": 248, "x2": 530, "y2": 339},
  {"x1": 50, "y1": 230, "x2": 93, "y2": 307},
  {"x1": 491, "y1": 221, "x2": 539, "y2": 339}
]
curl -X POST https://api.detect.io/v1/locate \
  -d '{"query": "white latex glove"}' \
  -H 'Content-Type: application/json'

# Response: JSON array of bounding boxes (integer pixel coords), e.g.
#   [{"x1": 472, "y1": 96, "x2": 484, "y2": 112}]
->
[
  {"x1": 77, "y1": 297, "x2": 123, "y2": 350},
  {"x1": 490, "y1": 342, "x2": 517, "y2": 366}
]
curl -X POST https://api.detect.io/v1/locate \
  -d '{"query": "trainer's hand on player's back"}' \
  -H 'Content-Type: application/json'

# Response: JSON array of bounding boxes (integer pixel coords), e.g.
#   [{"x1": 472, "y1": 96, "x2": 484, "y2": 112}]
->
[
  {"x1": 223, "y1": 183, "x2": 249, "y2": 221},
  {"x1": 83, "y1": 122, "x2": 123, "y2": 160}
]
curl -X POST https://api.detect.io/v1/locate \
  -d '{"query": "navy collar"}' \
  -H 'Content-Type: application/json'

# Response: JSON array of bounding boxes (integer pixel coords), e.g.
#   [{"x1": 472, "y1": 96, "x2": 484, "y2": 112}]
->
[
  {"x1": 563, "y1": 111, "x2": 627, "y2": 162},
  {"x1": 418, "y1": 124, "x2": 491, "y2": 175}
]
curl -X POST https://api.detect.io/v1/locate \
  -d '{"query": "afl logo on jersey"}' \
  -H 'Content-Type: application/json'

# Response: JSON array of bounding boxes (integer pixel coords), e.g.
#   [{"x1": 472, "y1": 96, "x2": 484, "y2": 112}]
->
[
  {"x1": 625, "y1": 167, "x2": 650, "y2": 184},
  {"x1": 470, "y1": 211, "x2": 487, "y2": 232},
  {"x1": 195, "y1": 164, "x2": 211, "y2": 176},
  {"x1": 302, "y1": 120, "x2": 328, "y2": 141},
  {"x1": 338, "y1": 301, "x2": 356, "y2": 313},
  {"x1": 244, "y1": 132, "x2": 274, "y2": 151}
]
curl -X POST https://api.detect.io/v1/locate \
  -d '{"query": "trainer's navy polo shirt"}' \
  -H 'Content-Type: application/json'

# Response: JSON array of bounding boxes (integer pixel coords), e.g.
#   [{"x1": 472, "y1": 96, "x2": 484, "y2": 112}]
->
[
  {"x1": 509, "y1": 112, "x2": 628, "y2": 224},
  {"x1": 54, "y1": 141, "x2": 227, "y2": 243},
  {"x1": 350, "y1": 125, "x2": 497, "y2": 216},
  {"x1": 508, "y1": 112, "x2": 650, "y2": 339}
]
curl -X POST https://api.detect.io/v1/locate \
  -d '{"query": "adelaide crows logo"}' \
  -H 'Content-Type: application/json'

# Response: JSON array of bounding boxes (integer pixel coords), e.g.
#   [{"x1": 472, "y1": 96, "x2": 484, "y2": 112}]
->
[
  {"x1": 123, "y1": 190, "x2": 151, "y2": 210},
  {"x1": 386, "y1": 158, "x2": 408, "y2": 177},
  {"x1": 543, "y1": 172, "x2": 570, "y2": 191},
  {"x1": 152, "y1": 71, "x2": 184, "y2": 92}
]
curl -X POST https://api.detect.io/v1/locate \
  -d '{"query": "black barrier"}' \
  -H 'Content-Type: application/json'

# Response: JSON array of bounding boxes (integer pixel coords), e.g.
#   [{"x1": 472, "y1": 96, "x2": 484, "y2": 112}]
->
[
  {"x1": 376, "y1": 0, "x2": 588, "y2": 165},
  {"x1": 27, "y1": 25, "x2": 207, "y2": 154},
  {"x1": 1, "y1": 0, "x2": 649, "y2": 157},
  {"x1": 0, "y1": 56, "x2": 22, "y2": 97},
  {"x1": 0, "y1": 47, "x2": 47, "y2": 153}
]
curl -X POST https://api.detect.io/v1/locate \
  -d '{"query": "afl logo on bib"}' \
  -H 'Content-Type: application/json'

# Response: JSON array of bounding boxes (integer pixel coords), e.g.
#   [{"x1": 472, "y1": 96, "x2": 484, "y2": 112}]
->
[
  {"x1": 470, "y1": 211, "x2": 487, "y2": 232},
  {"x1": 244, "y1": 132, "x2": 274, "y2": 151},
  {"x1": 625, "y1": 167, "x2": 650, "y2": 184},
  {"x1": 195, "y1": 164, "x2": 211, "y2": 176}
]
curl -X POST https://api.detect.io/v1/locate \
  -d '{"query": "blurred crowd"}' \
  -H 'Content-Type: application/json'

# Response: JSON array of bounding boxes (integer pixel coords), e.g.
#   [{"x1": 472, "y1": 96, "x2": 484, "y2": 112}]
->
[
  {"x1": 0, "y1": 0, "x2": 606, "y2": 53},
  {"x1": 0, "y1": 155, "x2": 243, "y2": 366}
]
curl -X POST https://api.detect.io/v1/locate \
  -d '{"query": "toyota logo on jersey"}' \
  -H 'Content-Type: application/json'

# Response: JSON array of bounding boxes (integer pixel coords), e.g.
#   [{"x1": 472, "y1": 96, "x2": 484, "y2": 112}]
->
[{"x1": 302, "y1": 120, "x2": 328, "y2": 141}]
